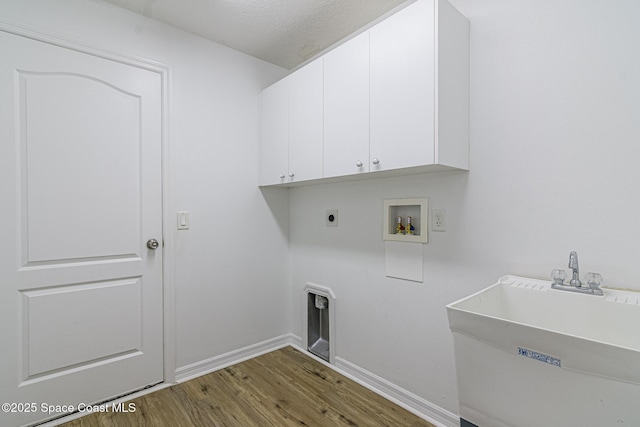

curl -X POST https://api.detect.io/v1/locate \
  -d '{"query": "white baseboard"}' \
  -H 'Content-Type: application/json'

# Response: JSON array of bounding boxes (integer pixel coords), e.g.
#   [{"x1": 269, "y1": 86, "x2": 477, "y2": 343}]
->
[
  {"x1": 39, "y1": 383, "x2": 173, "y2": 427},
  {"x1": 288, "y1": 336, "x2": 458, "y2": 427},
  {"x1": 174, "y1": 333, "x2": 294, "y2": 383},
  {"x1": 289, "y1": 333, "x2": 303, "y2": 348},
  {"x1": 175, "y1": 334, "x2": 459, "y2": 427},
  {"x1": 333, "y1": 356, "x2": 459, "y2": 427}
]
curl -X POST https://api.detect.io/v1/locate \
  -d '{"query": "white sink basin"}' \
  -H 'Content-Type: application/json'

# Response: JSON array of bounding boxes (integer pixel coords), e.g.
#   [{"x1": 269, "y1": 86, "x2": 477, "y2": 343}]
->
[{"x1": 447, "y1": 275, "x2": 640, "y2": 427}]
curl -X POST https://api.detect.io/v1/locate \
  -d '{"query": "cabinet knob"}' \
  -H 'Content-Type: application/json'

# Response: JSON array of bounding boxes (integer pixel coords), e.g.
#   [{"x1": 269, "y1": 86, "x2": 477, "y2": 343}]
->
[
  {"x1": 279, "y1": 174, "x2": 285, "y2": 179},
  {"x1": 355, "y1": 160, "x2": 363, "y2": 167},
  {"x1": 372, "y1": 157, "x2": 380, "y2": 165},
  {"x1": 289, "y1": 172, "x2": 295, "y2": 178}
]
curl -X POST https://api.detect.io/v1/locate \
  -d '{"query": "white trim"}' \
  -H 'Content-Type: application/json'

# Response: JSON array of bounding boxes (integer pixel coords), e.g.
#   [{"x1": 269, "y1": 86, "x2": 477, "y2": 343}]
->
[
  {"x1": 0, "y1": 19, "x2": 169, "y2": 73},
  {"x1": 41, "y1": 335, "x2": 457, "y2": 427},
  {"x1": 0, "y1": 18, "x2": 175, "y2": 385},
  {"x1": 174, "y1": 334, "x2": 294, "y2": 383},
  {"x1": 160, "y1": 60, "x2": 176, "y2": 385},
  {"x1": 40, "y1": 334, "x2": 291, "y2": 426},
  {"x1": 333, "y1": 356, "x2": 459, "y2": 427},
  {"x1": 289, "y1": 333, "x2": 303, "y2": 348},
  {"x1": 288, "y1": 339, "x2": 458, "y2": 427},
  {"x1": 37, "y1": 383, "x2": 173, "y2": 427}
]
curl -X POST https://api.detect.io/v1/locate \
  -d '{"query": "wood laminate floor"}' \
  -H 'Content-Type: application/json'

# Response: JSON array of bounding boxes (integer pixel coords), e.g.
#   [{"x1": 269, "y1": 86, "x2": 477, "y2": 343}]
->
[{"x1": 61, "y1": 346, "x2": 435, "y2": 427}]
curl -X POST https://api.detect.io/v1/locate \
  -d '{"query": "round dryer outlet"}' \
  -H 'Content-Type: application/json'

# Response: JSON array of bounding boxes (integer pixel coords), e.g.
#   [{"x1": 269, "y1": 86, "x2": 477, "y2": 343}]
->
[{"x1": 326, "y1": 209, "x2": 338, "y2": 227}]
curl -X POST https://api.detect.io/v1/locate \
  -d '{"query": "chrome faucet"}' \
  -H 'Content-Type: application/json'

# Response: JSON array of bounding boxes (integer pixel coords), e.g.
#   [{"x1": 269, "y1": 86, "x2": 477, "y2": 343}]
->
[
  {"x1": 568, "y1": 251, "x2": 581, "y2": 287},
  {"x1": 551, "y1": 251, "x2": 604, "y2": 296}
]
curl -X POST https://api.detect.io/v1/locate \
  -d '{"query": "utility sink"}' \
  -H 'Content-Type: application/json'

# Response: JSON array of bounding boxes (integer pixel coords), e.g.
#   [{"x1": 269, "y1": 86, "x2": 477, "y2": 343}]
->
[{"x1": 447, "y1": 275, "x2": 640, "y2": 427}]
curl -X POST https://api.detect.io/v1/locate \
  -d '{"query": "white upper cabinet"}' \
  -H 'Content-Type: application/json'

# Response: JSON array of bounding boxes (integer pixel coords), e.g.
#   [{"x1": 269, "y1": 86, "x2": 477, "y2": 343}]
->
[
  {"x1": 259, "y1": 0, "x2": 469, "y2": 186},
  {"x1": 370, "y1": 0, "x2": 436, "y2": 172},
  {"x1": 432, "y1": 0, "x2": 470, "y2": 170},
  {"x1": 259, "y1": 77, "x2": 288, "y2": 186},
  {"x1": 288, "y1": 58, "x2": 324, "y2": 183},
  {"x1": 323, "y1": 31, "x2": 370, "y2": 178},
  {"x1": 370, "y1": 0, "x2": 469, "y2": 172},
  {"x1": 259, "y1": 59, "x2": 324, "y2": 185}
]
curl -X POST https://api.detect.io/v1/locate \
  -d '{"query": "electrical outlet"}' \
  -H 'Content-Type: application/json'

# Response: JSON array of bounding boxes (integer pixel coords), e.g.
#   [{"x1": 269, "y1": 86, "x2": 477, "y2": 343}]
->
[
  {"x1": 432, "y1": 208, "x2": 447, "y2": 232},
  {"x1": 326, "y1": 209, "x2": 338, "y2": 227}
]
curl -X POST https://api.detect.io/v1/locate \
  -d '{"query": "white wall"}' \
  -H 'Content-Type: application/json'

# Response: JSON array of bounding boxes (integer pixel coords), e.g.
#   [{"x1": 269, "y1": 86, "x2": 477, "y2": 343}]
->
[
  {"x1": 0, "y1": 0, "x2": 289, "y2": 371},
  {"x1": 289, "y1": 0, "x2": 640, "y2": 415},
  {"x1": 4, "y1": 0, "x2": 640, "y2": 420}
]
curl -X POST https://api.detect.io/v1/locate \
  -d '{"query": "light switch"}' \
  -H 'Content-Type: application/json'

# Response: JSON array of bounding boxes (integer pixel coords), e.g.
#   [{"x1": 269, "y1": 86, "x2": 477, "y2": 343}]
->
[{"x1": 177, "y1": 211, "x2": 189, "y2": 230}]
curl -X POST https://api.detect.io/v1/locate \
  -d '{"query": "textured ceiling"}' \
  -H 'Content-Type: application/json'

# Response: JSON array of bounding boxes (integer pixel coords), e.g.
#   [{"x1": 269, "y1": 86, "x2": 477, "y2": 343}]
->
[{"x1": 101, "y1": 0, "x2": 411, "y2": 70}]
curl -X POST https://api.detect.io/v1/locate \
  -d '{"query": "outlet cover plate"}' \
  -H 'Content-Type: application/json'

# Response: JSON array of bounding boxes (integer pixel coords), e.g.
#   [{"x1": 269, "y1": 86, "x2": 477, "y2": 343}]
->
[{"x1": 432, "y1": 208, "x2": 447, "y2": 232}]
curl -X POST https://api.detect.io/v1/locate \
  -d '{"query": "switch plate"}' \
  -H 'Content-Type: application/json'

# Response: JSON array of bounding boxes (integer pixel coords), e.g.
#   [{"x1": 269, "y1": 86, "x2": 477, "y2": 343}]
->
[
  {"x1": 326, "y1": 209, "x2": 338, "y2": 227},
  {"x1": 177, "y1": 211, "x2": 189, "y2": 230},
  {"x1": 432, "y1": 208, "x2": 447, "y2": 232}
]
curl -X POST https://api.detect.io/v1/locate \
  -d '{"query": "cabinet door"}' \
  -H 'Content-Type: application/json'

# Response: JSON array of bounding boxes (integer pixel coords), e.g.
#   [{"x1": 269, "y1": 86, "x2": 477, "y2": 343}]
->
[
  {"x1": 324, "y1": 32, "x2": 370, "y2": 178},
  {"x1": 370, "y1": 0, "x2": 435, "y2": 172},
  {"x1": 259, "y1": 78, "x2": 288, "y2": 186},
  {"x1": 288, "y1": 58, "x2": 323, "y2": 183}
]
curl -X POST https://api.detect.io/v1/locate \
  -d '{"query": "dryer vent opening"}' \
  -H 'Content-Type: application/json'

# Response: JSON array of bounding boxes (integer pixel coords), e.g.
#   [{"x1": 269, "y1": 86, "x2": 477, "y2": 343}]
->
[
  {"x1": 304, "y1": 284, "x2": 335, "y2": 364},
  {"x1": 308, "y1": 293, "x2": 330, "y2": 361}
]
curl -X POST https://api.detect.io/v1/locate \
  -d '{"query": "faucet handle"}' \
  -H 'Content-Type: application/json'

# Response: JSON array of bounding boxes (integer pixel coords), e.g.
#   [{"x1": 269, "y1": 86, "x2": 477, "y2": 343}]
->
[
  {"x1": 585, "y1": 272, "x2": 603, "y2": 290},
  {"x1": 551, "y1": 269, "x2": 566, "y2": 285}
]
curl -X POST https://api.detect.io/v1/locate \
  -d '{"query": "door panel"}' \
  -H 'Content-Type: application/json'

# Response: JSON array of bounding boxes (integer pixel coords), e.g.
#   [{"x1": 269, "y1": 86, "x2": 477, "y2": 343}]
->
[
  {"x1": 0, "y1": 30, "x2": 163, "y2": 427},
  {"x1": 22, "y1": 278, "x2": 142, "y2": 380},
  {"x1": 19, "y1": 72, "x2": 142, "y2": 263}
]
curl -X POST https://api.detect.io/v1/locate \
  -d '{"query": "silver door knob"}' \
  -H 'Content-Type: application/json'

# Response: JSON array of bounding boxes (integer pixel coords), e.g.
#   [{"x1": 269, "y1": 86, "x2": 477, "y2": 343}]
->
[
  {"x1": 372, "y1": 158, "x2": 380, "y2": 165},
  {"x1": 356, "y1": 160, "x2": 363, "y2": 167},
  {"x1": 147, "y1": 239, "x2": 160, "y2": 250},
  {"x1": 289, "y1": 172, "x2": 295, "y2": 178},
  {"x1": 279, "y1": 174, "x2": 285, "y2": 179}
]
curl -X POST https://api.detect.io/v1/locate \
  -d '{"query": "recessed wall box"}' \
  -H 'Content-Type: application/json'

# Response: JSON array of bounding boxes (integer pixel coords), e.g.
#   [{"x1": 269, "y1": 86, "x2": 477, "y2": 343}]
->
[
  {"x1": 383, "y1": 198, "x2": 428, "y2": 243},
  {"x1": 303, "y1": 283, "x2": 336, "y2": 364}
]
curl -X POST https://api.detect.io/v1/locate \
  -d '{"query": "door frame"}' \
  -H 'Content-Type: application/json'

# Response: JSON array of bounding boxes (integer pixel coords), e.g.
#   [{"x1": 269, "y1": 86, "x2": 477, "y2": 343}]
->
[{"x1": 0, "y1": 19, "x2": 176, "y2": 385}]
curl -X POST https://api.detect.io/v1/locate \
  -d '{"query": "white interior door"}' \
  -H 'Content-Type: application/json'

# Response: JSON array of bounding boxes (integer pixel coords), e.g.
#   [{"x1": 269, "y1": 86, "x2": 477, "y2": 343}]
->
[{"x1": 0, "y1": 30, "x2": 164, "y2": 426}]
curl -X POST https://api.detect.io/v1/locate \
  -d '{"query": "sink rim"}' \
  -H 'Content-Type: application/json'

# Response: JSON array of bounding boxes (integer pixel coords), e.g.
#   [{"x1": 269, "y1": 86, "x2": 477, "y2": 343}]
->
[
  {"x1": 448, "y1": 275, "x2": 640, "y2": 350},
  {"x1": 447, "y1": 275, "x2": 640, "y2": 386}
]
